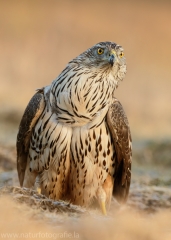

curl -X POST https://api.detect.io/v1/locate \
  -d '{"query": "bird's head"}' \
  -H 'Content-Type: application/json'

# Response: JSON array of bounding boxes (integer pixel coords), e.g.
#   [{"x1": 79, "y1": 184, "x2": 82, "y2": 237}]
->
[{"x1": 71, "y1": 41, "x2": 127, "y2": 84}]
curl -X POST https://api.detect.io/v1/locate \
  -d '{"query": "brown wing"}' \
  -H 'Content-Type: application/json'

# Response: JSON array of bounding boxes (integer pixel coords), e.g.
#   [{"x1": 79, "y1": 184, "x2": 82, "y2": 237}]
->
[
  {"x1": 106, "y1": 98, "x2": 132, "y2": 203},
  {"x1": 16, "y1": 88, "x2": 46, "y2": 186}
]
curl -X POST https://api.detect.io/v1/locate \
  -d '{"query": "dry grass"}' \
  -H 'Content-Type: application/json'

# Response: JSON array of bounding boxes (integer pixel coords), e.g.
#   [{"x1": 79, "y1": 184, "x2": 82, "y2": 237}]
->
[
  {"x1": 0, "y1": 193, "x2": 171, "y2": 240},
  {"x1": 0, "y1": 143, "x2": 171, "y2": 240}
]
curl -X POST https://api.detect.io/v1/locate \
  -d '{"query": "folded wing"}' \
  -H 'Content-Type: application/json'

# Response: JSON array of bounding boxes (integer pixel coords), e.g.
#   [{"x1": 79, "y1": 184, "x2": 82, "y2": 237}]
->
[
  {"x1": 106, "y1": 98, "x2": 132, "y2": 203},
  {"x1": 16, "y1": 88, "x2": 46, "y2": 186}
]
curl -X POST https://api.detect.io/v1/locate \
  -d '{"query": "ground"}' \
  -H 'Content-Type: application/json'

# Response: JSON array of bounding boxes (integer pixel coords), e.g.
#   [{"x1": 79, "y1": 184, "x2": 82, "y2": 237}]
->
[{"x1": 0, "y1": 139, "x2": 171, "y2": 240}]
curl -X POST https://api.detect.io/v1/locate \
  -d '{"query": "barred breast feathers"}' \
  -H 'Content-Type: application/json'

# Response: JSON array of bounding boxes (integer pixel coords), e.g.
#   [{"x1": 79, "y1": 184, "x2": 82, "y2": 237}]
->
[{"x1": 49, "y1": 64, "x2": 116, "y2": 128}]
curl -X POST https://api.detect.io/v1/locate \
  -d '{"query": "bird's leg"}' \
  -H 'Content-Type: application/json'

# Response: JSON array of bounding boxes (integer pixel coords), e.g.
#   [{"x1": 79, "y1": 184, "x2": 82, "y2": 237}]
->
[
  {"x1": 37, "y1": 187, "x2": 41, "y2": 194},
  {"x1": 23, "y1": 160, "x2": 37, "y2": 188},
  {"x1": 96, "y1": 175, "x2": 113, "y2": 215},
  {"x1": 96, "y1": 186, "x2": 107, "y2": 215},
  {"x1": 102, "y1": 174, "x2": 113, "y2": 210},
  {"x1": 34, "y1": 175, "x2": 41, "y2": 194}
]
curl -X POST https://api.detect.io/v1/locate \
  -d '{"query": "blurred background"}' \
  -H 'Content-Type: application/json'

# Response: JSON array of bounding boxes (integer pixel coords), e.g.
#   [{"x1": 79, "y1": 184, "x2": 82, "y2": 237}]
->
[
  {"x1": 0, "y1": 0, "x2": 171, "y2": 169},
  {"x1": 0, "y1": 0, "x2": 171, "y2": 146},
  {"x1": 0, "y1": 1, "x2": 171, "y2": 238}
]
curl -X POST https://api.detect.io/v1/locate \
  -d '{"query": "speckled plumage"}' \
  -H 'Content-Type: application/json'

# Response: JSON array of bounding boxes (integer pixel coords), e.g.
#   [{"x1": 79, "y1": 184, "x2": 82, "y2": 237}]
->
[{"x1": 17, "y1": 41, "x2": 132, "y2": 212}]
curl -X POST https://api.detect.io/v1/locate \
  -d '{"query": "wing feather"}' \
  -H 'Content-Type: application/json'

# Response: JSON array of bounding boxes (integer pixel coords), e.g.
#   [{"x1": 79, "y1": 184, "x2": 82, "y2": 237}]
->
[
  {"x1": 16, "y1": 88, "x2": 46, "y2": 186},
  {"x1": 106, "y1": 98, "x2": 132, "y2": 203}
]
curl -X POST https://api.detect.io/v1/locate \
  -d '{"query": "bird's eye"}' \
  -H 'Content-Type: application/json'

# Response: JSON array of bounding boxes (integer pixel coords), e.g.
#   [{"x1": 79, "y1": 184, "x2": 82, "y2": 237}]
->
[
  {"x1": 119, "y1": 52, "x2": 124, "y2": 58},
  {"x1": 97, "y1": 48, "x2": 104, "y2": 55}
]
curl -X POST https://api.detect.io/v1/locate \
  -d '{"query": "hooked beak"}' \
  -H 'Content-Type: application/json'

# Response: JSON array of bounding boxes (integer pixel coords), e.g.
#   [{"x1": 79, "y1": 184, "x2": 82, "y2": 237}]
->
[{"x1": 109, "y1": 50, "x2": 116, "y2": 67}]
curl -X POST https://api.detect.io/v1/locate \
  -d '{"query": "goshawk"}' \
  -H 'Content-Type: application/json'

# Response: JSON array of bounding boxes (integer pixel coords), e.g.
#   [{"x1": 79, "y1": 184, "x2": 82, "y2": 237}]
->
[{"x1": 17, "y1": 41, "x2": 132, "y2": 214}]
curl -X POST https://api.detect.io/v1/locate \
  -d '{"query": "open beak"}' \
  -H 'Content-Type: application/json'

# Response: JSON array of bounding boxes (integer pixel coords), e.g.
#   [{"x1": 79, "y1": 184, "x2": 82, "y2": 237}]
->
[{"x1": 109, "y1": 50, "x2": 116, "y2": 67}]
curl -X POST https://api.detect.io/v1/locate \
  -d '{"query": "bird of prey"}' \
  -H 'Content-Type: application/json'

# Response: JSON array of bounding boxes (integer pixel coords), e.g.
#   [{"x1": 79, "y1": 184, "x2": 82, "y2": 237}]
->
[{"x1": 17, "y1": 41, "x2": 132, "y2": 214}]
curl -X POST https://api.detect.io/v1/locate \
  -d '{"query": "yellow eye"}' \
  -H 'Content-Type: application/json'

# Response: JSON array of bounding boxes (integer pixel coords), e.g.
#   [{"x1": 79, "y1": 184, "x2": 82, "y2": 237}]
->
[
  {"x1": 119, "y1": 52, "x2": 124, "y2": 58},
  {"x1": 97, "y1": 48, "x2": 104, "y2": 55}
]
